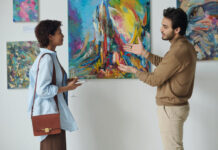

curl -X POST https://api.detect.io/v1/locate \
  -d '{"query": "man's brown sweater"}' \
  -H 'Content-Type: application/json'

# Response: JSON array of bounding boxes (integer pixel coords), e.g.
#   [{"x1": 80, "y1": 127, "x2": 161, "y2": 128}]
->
[{"x1": 136, "y1": 36, "x2": 197, "y2": 106}]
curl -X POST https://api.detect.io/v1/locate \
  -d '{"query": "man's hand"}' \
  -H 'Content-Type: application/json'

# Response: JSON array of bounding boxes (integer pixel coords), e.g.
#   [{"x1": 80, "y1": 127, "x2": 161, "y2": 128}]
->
[
  {"x1": 123, "y1": 37, "x2": 149, "y2": 58},
  {"x1": 118, "y1": 64, "x2": 137, "y2": 74}
]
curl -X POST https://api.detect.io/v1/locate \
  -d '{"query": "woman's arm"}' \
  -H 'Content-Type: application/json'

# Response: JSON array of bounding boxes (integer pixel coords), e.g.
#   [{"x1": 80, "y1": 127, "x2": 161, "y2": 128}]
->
[{"x1": 36, "y1": 55, "x2": 58, "y2": 98}]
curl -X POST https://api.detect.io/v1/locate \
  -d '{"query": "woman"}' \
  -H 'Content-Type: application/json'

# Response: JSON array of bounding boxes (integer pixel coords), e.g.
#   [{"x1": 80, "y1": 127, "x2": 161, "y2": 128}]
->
[{"x1": 28, "y1": 20, "x2": 81, "y2": 150}]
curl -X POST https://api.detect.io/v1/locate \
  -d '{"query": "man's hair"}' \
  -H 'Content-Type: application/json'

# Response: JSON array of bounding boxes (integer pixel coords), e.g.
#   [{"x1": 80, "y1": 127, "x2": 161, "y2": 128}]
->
[
  {"x1": 163, "y1": 7, "x2": 188, "y2": 36},
  {"x1": 35, "y1": 20, "x2": 61, "y2": 47}
]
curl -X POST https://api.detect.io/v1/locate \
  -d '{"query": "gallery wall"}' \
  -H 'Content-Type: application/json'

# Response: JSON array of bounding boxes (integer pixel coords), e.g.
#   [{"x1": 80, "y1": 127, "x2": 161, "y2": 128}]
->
[{"x1": 0, "y1": 0, "x2": 218, "y2": 150}]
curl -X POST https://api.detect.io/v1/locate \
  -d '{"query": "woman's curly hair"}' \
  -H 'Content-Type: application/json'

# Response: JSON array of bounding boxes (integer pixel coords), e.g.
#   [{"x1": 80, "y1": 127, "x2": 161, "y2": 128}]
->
[{"x1": 35, "y1": 20, "x2": 61, "y2": 47}]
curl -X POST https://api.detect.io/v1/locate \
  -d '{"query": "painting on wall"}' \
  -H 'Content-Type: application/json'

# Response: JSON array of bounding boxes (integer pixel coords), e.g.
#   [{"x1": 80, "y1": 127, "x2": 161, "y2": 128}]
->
[
  {"x1": 177, "y1": 0, "x2": 218, "y2": 60},
  {"x1": 68, "y1": 0, "x2": 151, "y2": 79},
  {"x1": 7, "y1": 41, "x2": 40, "y2": 89},
  {"x1": 13, "y1": 0, "x2": 39, "y2": 22}
]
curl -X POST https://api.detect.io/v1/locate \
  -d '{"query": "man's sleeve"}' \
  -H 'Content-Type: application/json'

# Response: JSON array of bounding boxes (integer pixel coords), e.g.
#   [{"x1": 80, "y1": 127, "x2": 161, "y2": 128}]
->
[
  {"x1": 147, "y1": 53, "x2": 163, "y2": 67},
  {"x1": 136, "y1": 53, "x2": 181, "y2": 86}
]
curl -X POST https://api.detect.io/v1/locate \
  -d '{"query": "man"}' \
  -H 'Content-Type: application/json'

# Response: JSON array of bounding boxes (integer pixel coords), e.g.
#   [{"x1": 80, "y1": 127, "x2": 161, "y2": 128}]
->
[{"x1": 118, "y1": 8, "x2": 197, "y2": 150}]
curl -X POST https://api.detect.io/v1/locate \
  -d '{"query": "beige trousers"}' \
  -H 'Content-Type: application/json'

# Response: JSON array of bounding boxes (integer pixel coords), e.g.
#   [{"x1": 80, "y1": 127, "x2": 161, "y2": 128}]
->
[{"x1": 157, "y1": 104, "x2": 189, "y2": 150}]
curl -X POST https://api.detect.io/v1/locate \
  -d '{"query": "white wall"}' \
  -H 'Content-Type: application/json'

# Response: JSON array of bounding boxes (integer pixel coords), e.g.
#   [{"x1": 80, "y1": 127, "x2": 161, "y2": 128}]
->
[{"x1": 0, "y1": 0, "x2": 217, "y2": 150}]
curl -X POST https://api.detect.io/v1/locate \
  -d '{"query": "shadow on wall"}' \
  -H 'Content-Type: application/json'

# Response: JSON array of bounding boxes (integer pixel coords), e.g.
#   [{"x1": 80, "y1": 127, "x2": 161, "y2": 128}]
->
[
  {"x1": 70, "y1": 79, "x2": 156, "y2": 150},
  {"x1": 188, "y1": 61, "x2": 218, "y2": 149}
]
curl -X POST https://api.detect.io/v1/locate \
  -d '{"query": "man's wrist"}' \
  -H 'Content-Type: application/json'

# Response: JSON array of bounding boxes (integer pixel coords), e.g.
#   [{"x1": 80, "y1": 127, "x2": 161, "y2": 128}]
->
[{"x1": 132, "y1": 68, "x2": 137, "y2": 74}]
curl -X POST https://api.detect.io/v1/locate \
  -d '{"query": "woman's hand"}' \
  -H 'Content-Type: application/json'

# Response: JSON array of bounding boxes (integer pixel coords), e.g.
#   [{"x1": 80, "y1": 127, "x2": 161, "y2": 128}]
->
[
  {"x1": 67, "y1": 78, "x2": 76, "y2": 84},
  {"x1": 67, "y1": 78, "x2": 81, "y2": 90},
  {"x1": 58, "y1": 78, "x2": 81, "y2": 93}
]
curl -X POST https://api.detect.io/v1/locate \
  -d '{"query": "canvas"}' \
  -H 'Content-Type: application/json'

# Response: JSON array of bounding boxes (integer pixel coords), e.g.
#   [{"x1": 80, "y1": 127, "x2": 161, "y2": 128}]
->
[
  {"x1": 177, "y1": 0, "x2": 218, "y2": 60},
  {"x1": 68, "y1": 0, "x2": 151, "y2": 79},
  {"x1": 7, "y1": 41, "x2": 40, "y2": 89},
  {"x1": 13, "y1": 0, "x2": 39, "y2": 22}
]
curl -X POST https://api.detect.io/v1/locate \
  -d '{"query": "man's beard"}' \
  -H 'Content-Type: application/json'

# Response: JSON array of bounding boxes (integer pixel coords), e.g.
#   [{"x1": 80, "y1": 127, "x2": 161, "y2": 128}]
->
[{"x1": 162, "y1": 31, "x2": 175, "y2": 41}]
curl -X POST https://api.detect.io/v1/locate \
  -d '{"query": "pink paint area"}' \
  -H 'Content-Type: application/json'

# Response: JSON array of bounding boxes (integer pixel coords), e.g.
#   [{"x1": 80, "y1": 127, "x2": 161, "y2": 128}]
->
[
  {"x1": 18, "y1": 0, "x2": 37, "y2": 21},
  {"x1": 194, "y1": 15, "x2": 217, "y2": 31},
  {"x1": 113, "y1": 15, "x2": 124, "y2": 26},
  {"x1": 29, "y1": 0, "x2": 37, "y2": 13}
]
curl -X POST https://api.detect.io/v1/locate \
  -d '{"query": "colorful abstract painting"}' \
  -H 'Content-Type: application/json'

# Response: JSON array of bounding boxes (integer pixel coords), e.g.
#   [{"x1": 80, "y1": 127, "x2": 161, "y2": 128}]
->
[
  {"x1": 177, "y1": 0, "x2": 218, "y2": 60},
  {"x1": 68, "y1": 0, "x2": 151, "y2": 79},
  {"x1": 7, "y1": 41, "x2": 40, "y2": 89},
  {"x1": 13, "y1": 0, "x2": 39, "y2": 22}
]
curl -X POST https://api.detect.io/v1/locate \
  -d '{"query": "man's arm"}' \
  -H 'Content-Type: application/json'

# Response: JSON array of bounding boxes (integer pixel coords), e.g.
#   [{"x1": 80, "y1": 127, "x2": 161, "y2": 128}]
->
[
  {"x1": 142, "y1": 51, "x2": 163, "y2": 67},
  {"x1": 136, "y1": 53, "x2": 181, "y2": 87},
  {"x1": 119, "y1": 52, "x2": 181, "y2": 87}
]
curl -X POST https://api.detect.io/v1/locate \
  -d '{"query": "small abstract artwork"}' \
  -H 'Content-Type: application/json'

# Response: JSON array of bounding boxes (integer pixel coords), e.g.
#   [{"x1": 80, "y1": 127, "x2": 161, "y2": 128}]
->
[
  {"x1": 177, "y1": 0, "x2": 218, "y2": 60},
  {"x1": 13, "y1": 0, "x2": 39, "y2": 22},
  {"x1": 7, "y1": 41, "x2": 40, "y2": 89},
  {"x1": 68, "y1": 0, "x2": 151, "y2": 79}
]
